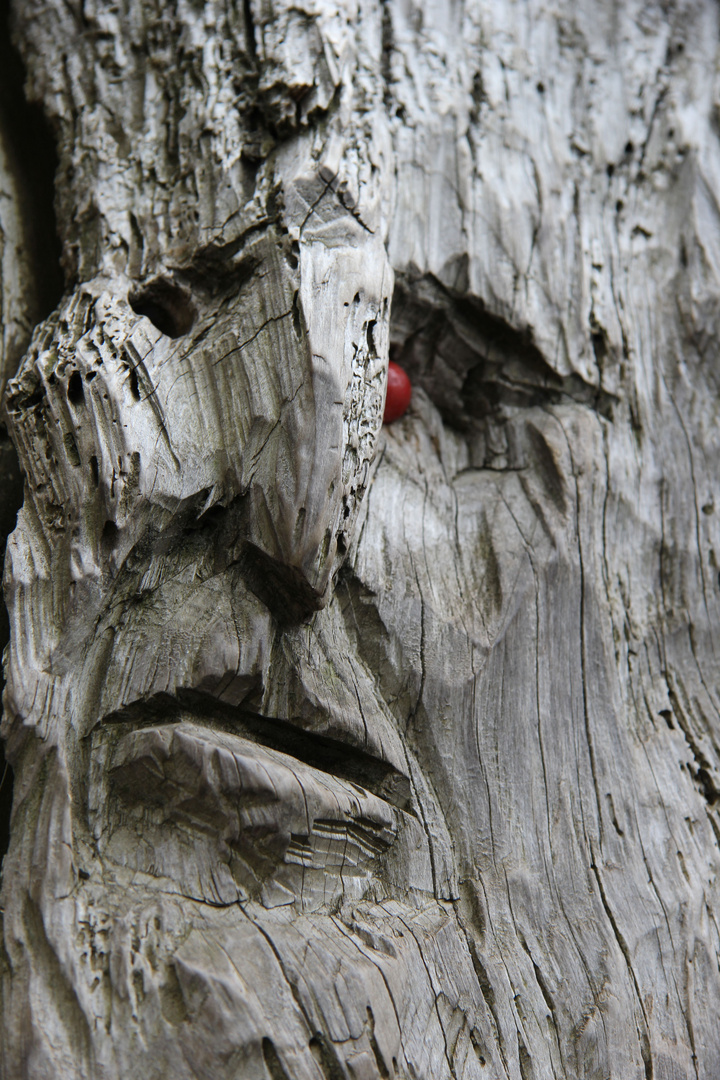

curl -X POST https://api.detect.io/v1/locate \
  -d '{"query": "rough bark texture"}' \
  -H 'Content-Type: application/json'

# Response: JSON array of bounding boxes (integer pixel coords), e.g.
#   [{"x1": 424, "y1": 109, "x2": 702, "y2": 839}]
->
[{"x1": 2, "y1": 2, "x2": 720, "y2": 1078}]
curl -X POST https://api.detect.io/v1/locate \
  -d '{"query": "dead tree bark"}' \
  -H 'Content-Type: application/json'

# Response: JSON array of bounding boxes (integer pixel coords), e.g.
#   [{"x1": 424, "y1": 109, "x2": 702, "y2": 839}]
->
[{"x1": 2, "y1": 2, "x2": 720, "y2": 1078}]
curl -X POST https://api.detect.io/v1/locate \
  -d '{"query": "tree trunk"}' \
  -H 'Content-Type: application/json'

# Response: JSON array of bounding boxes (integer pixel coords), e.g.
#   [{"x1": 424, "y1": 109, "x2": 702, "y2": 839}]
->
[{"x1": 2, "y1": 2, "x2": 720, "y2": 1077}]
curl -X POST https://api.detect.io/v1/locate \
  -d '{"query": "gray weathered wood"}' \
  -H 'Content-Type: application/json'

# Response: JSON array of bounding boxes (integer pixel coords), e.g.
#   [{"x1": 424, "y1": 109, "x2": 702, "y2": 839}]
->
[{"x1": 3, "y1": 1, "x2": 720, "y2": 1077}]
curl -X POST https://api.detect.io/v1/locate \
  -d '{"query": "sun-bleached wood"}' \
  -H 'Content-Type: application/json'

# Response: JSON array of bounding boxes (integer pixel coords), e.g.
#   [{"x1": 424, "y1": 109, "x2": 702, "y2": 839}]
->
[{"x1": 3, "y1": 1, "x2": 720, "y2": 1078}]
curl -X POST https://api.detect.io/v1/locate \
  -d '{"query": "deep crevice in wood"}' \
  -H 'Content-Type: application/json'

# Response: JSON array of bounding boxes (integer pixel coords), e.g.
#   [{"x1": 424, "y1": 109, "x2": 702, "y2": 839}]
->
[
  {"x1": 390, "y1": 276, "x2": 617, "y2": 430},
  {"x1": 100, "y1": 689, "x2": 414, "y2": 813},
  {"x1": 0, "y1": 0, "x2": 63, "y2": 322}
]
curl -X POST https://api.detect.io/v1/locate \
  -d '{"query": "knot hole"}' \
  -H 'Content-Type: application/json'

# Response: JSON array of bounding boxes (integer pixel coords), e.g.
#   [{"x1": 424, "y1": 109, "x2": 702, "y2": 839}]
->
[{"x1": 129, "y1": 278, "x2": 195, "y2": 338}]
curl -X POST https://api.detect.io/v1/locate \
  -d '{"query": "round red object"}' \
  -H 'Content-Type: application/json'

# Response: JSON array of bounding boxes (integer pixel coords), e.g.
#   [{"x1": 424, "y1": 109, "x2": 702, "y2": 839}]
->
[{"x1": 383, "y1": 361, "x2": 412, "y2": 423}]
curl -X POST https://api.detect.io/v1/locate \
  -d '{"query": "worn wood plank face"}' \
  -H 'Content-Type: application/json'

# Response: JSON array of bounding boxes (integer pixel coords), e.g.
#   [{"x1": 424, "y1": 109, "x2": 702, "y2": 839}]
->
[{"x1": 2, "y1": 1, "x2": 720, "y2": 1077}]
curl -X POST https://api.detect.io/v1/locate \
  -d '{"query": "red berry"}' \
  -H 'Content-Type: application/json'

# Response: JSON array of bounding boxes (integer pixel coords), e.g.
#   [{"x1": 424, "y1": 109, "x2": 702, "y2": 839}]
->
[{"x1": 383, "y1": 361, "x2": 411, "y2": 423}]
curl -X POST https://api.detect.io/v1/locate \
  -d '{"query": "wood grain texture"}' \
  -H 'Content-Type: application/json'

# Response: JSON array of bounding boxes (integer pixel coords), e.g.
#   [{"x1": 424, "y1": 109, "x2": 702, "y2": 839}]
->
[{"x1": 3, "y1": 1, "x2": 720, "y2": 1078}]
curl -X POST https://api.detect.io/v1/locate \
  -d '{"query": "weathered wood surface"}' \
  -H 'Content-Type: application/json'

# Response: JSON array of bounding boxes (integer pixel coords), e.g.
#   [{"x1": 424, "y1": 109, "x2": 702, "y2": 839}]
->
[
  {"x1": 3, "y1": 1, "x2": 720, "y2": 1077},
  {"x1": 0, "y1": 16, "x2": 62, "y2": 876}
]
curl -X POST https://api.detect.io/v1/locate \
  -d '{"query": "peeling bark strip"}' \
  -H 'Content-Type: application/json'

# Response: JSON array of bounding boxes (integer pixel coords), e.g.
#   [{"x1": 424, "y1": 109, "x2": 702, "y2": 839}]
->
[{"x1": 3, "y1": 0, "x2": 720, "y2": 1077}]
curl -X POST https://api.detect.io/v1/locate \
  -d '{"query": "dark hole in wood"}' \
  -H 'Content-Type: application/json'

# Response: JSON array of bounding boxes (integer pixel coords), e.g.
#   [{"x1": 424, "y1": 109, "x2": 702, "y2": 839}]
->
[
  {"x1": 291, "y1": 290, "x2": 302, "y2": 338},
  {"x1": 591, "y1": 330, "x2": 608, "y2": 363},
  {"x1": 696, "y1": 766, "x2": 719, "y2": 805},
  {"x1": 366, "y1": 318, "x2": 377, "y2": 354},
  {"x1": 89, "y1": 455, "x2": 99, "y2": 487},
  {"x1": 102, "y1": 520, "x2": 119, "y2": 546},
  {"x1": 67, "y1": 370, "x2": 84, "y2": 405},
  {"x1": 309, "y1": 1035, "x2": 345, "y2": 1080},
  {"x1": 129, "y1": 278, "x2": 195, "y2": 338},
  {"x1": 128, "y1": 367, "x2": 140, "y2": 400}
]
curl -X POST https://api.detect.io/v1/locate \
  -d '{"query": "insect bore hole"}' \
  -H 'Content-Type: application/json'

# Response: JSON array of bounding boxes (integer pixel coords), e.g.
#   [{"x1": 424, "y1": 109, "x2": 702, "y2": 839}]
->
[
  {"x1": 67, "y1": 370, "x2": 84, "y2": 406},
  {"x1": 129, "y1": 278, "x2": 195, "y2": 338},
  {"x1": 102, "y1": 519, "x2": 119, "y2": 547}
]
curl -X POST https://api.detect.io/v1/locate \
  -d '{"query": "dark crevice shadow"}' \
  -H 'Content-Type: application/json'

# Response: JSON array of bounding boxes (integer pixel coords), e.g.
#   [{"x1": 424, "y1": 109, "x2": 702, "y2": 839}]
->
[
  {"x1": 0, "y1": 0, "x2": 64, "y2": 877},
  {"x1": 0, "y1": 0, "x2": 63, "y2": 323},
  {"x1": 390, "y1": 274, "x2": 617, "y2": 429},
  {"x1": 101, "y1": 689, "x2": 414, "y2": 813}
]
